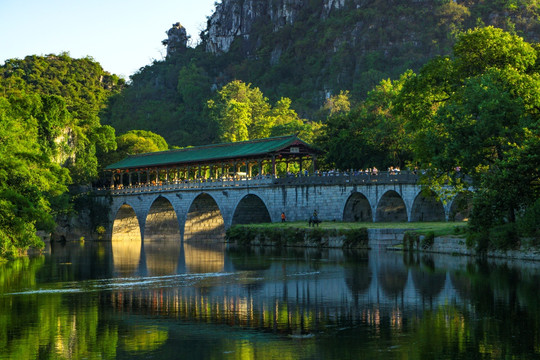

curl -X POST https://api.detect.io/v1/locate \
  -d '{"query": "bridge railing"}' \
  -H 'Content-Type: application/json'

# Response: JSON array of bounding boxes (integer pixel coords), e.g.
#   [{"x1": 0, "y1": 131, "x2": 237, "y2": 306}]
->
[
  {"x1": 99, "y1": 171, "x2": 419, "y2": 195},
  {"x1": 101, "y1": 175, "x2": 276, "y2": 195},
  {"x1": 273, "y1": 171, "x2": 419, "y2": 186}
]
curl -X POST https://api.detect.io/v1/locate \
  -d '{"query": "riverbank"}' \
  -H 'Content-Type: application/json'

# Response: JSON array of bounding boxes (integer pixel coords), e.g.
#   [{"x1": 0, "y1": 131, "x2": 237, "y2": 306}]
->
[
  {"x1": 226, "y1": 221, "x2": 464, "y2": 249},
  {"x1": 226, "y1": 222, "x2": 540, "y2": 262}
]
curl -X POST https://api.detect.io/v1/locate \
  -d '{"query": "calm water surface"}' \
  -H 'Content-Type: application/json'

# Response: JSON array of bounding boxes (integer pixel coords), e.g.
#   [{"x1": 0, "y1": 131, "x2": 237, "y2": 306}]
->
[{"x1": 1, "y1": 239, "x2": 540, "y2": 359}]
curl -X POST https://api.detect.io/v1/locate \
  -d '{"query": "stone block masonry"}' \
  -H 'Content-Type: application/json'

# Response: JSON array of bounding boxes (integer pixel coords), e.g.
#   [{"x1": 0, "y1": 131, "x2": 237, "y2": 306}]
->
[{"x1": 103, "y1": 178, "x2": 466, "y2": 242}]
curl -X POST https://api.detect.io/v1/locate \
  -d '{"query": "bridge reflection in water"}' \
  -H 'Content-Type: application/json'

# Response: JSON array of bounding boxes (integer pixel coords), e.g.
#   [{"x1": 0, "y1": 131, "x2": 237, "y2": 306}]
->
[
  {"x1": 111, "y1": 235, "x2": 226, "y2": 276},
  {"x1": 105, "y1": 243, "x2": 476, "y2": 336}
]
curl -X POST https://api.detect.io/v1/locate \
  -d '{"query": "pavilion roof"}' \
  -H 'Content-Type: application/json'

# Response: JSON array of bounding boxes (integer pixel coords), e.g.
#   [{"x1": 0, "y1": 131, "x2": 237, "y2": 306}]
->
[{"x1": 105, "y1": 135, "x2": 317, "y2": 170}]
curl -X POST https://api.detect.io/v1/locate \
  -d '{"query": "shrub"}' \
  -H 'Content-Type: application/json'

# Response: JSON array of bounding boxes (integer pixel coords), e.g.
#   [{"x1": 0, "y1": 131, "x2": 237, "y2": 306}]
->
[
  {"x1": 284, "y1": 227, "x2": 305, "y2": 244},
  {"x1": 489, "y1": 223, "x2": 519, "y2": 250},
  {"x1": 307, "y1": 228, "x2": 325, "y2": 245},
  {"x1": 343, "y1": 228, "x2": 369, "y2": 248},
  {"x1": 466, "y1": 231, "x2": 489, "y2": 253},
  {"x1": 226, "y1": 226, "x2": 256, "y2": 245},
  {"x1": 421, "y1": 232, "x2": 435, "y2": 249},
  {"x1": 517, "y1": 199, "x2": 540, "y2": 240},
  {"x1": 403, "y1": 231, "x2": 420, "y2": 250}
]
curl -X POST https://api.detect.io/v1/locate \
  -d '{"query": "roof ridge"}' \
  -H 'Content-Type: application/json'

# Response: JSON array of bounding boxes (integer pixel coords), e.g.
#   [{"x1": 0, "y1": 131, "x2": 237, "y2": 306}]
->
[{"x1": 127, "y1": 134, "x2": 297, "y2": 159}]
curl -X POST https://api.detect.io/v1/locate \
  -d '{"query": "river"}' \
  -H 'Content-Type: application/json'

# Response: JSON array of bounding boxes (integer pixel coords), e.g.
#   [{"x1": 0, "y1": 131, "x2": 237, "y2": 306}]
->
[{"x1": 1, "y1": 239, "x2": 539, "y2": 359}]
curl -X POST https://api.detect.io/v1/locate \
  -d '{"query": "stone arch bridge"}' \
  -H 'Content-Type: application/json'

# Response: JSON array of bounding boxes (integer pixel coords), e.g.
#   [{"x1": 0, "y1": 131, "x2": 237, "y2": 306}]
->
[{"x1": 104, "y1": 172, "x2": 468, "y2": 242}]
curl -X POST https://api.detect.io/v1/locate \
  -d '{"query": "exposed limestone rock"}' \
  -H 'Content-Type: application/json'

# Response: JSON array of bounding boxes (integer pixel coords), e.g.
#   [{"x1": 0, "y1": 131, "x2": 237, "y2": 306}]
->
[
  {"x1": 163, "y1": 22, "x2": 189, "y2": 57},
  {"x1": 203, "y1": 0, "x2": 430, "y2": 54},
  {"x1": 205, "y1": 0, "x2": 307, "y2": 53}
]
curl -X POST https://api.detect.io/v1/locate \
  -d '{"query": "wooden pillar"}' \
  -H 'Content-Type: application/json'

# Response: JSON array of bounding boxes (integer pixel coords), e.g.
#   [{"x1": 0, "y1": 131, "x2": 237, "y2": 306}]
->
[
  {"x1": 312, "y1": 154, "x2": 317, "y2": 173},
  {"x1": 128, "y1": 171, "x2": 132, "y2": 186},
  {"x1": 272, "y1": 155, "x2": 276, "y2": 177}
]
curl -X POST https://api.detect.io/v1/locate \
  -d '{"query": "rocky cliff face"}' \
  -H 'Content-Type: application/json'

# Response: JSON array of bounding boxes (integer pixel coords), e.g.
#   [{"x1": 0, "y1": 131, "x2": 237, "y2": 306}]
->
[
  {"x1": 163, "y1": 22, "x2": 189, "y2": 57},
  {"x1": 204, "y1": 0, "x2": 347, "y2": 54}
]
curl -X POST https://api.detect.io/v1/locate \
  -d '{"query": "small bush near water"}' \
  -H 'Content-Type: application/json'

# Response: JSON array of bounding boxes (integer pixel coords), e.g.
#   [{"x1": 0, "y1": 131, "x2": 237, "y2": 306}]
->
[
  {"x1": 403, "y1": 231, "x2": 435, "y2": 251},
  {"x1": 421, "y1": 232, "x2": 435, "y2": 249},
  {"x1": 403, "y1": 231, "x2": 420, "y2": 250},
  {"x1": 226, "y1": 225, "x2": 369, "y2": 249},
  {"x1": 342, "y1": 228, "x2": 369, "y2": 248}
]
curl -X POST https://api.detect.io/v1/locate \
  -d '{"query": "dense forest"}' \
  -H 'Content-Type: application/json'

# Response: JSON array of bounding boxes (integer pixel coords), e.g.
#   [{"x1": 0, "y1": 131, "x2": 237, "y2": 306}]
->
[
  {"x1": 0, "y1": 0, "x2": 539, "y2": 259},
  {"x1": 102, "y1": 0, "x2": 540, "y2": 147}
]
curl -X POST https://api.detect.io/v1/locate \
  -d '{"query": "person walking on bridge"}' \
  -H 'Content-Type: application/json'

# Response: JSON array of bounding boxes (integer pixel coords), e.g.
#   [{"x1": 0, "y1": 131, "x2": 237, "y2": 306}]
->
[{"x1": 281, "y1": 212, "x2": 286, "y2": 222}]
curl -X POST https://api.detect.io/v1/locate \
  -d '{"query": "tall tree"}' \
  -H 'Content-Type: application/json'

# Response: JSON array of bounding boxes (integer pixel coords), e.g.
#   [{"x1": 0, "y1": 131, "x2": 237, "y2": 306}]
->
[
  {"x1": 105, "y1": 130, "x2": 168, "y2": 166},
  {"x1": 0, "y1": 54, "x2": 123, "y2": 183},
  {"x1": 208, "y1": 80, "x2": 312, "y2": 142},
  {"x1": 317, "y1": 72, "x2": 413, "y2": 170},
  {"x1": 396, "y1": 26, "x2": 540, "y2": 241},
  {"x1": 0, "y1": 95, "x2": 70, "y2": 258}
]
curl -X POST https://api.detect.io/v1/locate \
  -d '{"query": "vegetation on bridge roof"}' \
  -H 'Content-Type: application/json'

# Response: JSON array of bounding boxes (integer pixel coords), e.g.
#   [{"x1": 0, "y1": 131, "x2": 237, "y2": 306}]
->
[{"x1": 105, "y1": 135, "x2": 316, "y2": 170}]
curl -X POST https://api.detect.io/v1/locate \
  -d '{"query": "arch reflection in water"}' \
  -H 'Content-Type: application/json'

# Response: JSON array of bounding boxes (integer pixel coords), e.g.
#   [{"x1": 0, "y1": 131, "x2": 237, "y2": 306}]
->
[
  {"x1": 144, "y1": 196, "x2": 182, "y2": 276},
  {"x1": 343, "y1": 251, "x2": 372, "y2": 303},
  {"x1": 377, "y1": 253, "x2": 408, "y2": 299},
  {"x1": 183, "y1": 242, "x2": 225, "y2": 274},
  {"x1": 112, "y1": 204, "x2": 142, "y2": 276}
]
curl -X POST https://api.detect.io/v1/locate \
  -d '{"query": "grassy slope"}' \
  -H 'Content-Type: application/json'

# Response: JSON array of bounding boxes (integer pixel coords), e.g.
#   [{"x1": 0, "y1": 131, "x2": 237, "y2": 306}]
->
[{"x1": 242, "y1": 221, "x2": 467, "y2": 237}]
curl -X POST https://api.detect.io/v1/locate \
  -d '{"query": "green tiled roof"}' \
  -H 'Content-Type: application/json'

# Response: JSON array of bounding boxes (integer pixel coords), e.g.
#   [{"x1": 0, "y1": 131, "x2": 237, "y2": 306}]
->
[{"x1": 106, "y1": 135, "x2": 313, "y2": 170}]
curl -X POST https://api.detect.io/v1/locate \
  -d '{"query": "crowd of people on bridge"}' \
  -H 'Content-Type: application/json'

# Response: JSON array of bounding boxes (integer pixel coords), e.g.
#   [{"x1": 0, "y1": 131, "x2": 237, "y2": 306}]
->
[
  {"x1": 104, "y1": 166, "x2": 415, "y2": 191},
  {"x1": 284, "y1": 166, "x2": 406, "y2": 177}
]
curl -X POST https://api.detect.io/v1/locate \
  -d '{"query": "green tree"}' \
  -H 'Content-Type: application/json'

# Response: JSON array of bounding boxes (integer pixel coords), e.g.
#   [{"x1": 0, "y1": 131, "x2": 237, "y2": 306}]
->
[
  {"x1": 208, "y1": 80, "x2": 271, "y2": 141},
  {"x1": 106, "y1": 130, "x2": 168, "y2": 166},
  {"x1": 208, "y1": 80, "x2": 309, "y2": 142},
  {"x1": 0, "y1": 54, "x2": 123, "y2": 184},
  {"x1": 321, "y1": 90, "x2": 351, "y2": 118},
  {"x1": 0, "y1": 95, "x2": 70, "y2": 259},
  {"x1": 317, "y1": 73, "x2": 413, "y2": 170},
  {"x1": 396, "y1": 26, "x2": 540, "y2": 243}
]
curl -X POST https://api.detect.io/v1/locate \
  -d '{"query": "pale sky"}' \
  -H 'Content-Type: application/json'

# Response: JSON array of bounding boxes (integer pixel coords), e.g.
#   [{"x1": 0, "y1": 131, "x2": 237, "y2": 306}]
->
[{"x1": 0, "y1": 0, "x2": 218, "y2": 79}]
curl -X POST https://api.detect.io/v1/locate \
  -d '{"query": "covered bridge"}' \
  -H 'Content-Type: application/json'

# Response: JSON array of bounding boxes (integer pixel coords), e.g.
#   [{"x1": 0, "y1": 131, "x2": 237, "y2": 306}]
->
[{"x1": 105, "y1": 135, "x2": 320, "y2": 188}]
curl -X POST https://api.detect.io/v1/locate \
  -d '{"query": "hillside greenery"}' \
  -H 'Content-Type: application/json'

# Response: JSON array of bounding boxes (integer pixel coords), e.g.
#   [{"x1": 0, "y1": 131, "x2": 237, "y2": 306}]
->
[
  {"x1": 1, "y1": 1, "x2": 540, "y2": 258},
  {"x1": 0, "y1": 54, "x2": 128, "y2": 258},
  {"x1": 319, "y1": 26, "x2": 540, "y2": 249},
  {"x1": 102, "y1": 0, "x2": 540, "y2": 148}
]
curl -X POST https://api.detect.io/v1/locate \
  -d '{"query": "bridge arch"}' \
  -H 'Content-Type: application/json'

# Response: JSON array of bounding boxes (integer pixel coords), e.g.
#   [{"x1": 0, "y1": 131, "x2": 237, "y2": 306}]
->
[
  {"x1": 111, "y1": 204, "x2": 142, "y2": 276},
  {"x1": 111, "y1": 203, "x2": 143, "y2": 241},
  {"x1": 184, "y1": 193, "x2": 225, "y2": 243},
  {"x1": 449, "y1": 192, "x2": 473, "y2": 221},
  {"x1": 410, "y1": 190, "x2": 445, "y2": 222},
  {"x1": 343, "y1": 192, "x2": 373, "y2": 222},
  {"x1": 376, "y1": 190, "x2": 408, "y2": 222},
  {"x1": 231, "y1": 193, "x2": 271, "y2": 225},
  {"x1": 144, "y1": 196, "x2": 181, "y2": 239}
]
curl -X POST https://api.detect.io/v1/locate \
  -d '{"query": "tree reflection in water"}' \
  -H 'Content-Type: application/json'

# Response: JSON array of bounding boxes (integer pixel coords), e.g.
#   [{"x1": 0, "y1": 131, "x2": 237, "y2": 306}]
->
[{"x1": 2, "y1": 244, "x2": 540, "y2": 359}]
